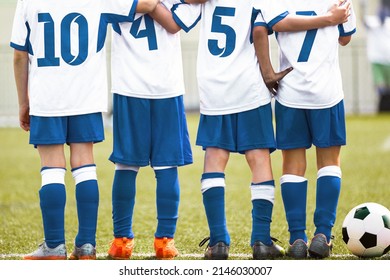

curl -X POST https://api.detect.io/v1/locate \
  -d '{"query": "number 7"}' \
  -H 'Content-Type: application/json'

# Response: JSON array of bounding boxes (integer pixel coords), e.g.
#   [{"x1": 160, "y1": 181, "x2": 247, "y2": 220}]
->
[{"x1": 296, "y1": 11, "x2": 317, "y2": 63}]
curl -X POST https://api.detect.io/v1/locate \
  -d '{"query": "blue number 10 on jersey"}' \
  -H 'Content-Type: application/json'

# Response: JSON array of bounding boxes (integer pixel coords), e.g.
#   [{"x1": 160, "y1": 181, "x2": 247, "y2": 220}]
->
[{"x1": 38, "y1": 13, "x2": 89, "y2": 67}]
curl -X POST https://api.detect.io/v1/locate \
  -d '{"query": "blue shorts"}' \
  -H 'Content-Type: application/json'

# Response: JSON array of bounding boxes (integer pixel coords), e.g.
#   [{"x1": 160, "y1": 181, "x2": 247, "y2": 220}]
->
[
  {"x1": 29, "y1": 113, "x2": 104, "y2": 145},
  {"x1": 196, "y1": 104, "x2": 276, "y2": 153},
  {"x1": 275, "y1": 100, "x2": 346, "y2": 150},
  {"x1": 109, "y1": 94, "x2": 193, "y2": 167}
]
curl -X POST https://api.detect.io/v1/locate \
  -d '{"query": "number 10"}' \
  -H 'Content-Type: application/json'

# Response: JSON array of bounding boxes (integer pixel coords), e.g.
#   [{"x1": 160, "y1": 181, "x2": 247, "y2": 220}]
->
[{"x1": 37, "y1": 13, "x2": 89, "y2": 67}]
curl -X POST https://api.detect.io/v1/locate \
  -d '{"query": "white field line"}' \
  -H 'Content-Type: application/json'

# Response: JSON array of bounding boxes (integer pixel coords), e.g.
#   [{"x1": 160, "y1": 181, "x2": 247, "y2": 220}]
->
[{"x1": 0, "y1": 252, "x2": 353, "y2": 259}]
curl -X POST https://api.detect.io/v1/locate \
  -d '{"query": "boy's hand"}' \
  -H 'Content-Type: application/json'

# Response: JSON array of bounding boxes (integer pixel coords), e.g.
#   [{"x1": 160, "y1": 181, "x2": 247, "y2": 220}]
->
[
  {"x1": 327, "y1": 1, "x2": 351, "y2": 25},
  {"x1": 263, "y1": 67, "x2": 293, "y2": 96}
]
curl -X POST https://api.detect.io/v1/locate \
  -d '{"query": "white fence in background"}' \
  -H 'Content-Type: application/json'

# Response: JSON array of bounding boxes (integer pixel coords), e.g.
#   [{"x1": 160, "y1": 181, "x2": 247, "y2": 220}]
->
[{"x1": 0, "y1": 37, "x2": 377, "y2": 127}]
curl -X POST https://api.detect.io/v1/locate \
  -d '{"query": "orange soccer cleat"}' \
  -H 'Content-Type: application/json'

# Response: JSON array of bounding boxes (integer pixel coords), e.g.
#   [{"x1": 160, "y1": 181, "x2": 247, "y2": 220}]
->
[
  {"x1": 107, "y1": 237, "x2": 134, "y2": 260},
  {"x1": 154, "y1": 237, "x2": 179, "y2": 260}
]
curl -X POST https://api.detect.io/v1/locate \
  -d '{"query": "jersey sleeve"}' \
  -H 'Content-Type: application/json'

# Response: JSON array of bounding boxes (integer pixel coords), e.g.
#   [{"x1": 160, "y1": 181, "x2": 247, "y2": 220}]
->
[
  {"x1": 339, "y1": 1, "x2": 357, "y2": 36},
  {"x1": 253, "y1": 9, "x2": 273, "y2": 34},
  {"x1": 104, "y1": 0, "x2": 138, "y2": 20},
  {"x1": 171, "y1": 3, "x2": 202, "y2": 32},
  {"x1": 10, "y1": 0, "x2": 30, "y2": 52},
  {"x1": 255, "y1": 0, "x2": 289, "y2": 30}
]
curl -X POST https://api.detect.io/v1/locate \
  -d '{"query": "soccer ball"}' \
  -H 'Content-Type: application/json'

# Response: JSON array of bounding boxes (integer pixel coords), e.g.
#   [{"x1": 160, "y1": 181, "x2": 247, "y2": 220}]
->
[{"x1": 342, "y1": 202, "x2": 390, "y2": 258}]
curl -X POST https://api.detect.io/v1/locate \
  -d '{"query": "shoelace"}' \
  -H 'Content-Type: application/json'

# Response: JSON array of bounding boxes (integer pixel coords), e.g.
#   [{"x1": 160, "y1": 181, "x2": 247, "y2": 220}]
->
[
  {"x1": 198, "y1": 237, "x2": 210, "y2": 248},
  {"x1": 271, "y1": 237, "x2": 282, "y2": 244}
]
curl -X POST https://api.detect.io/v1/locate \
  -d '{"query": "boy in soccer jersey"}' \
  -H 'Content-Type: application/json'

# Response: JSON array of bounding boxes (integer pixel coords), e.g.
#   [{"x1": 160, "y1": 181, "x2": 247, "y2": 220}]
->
[
  {"x1": 10, "y1": 0, "x2": 159, "y2": 260},
  {"x1": 169, "y1": 1, "x2": 350, "y2": 260},
  {"x1": 106, "y1": 0, "x2": 208, "y2": 260},
  {"x1": 259, "y1": 0, "x2": 356, "y2": 259}
]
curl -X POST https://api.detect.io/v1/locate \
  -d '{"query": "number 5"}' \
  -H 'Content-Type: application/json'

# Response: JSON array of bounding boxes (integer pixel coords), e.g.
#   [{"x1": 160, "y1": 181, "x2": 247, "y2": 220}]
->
[{"x1": 208, "y1": 7, "x2": 236, "y2": 57}]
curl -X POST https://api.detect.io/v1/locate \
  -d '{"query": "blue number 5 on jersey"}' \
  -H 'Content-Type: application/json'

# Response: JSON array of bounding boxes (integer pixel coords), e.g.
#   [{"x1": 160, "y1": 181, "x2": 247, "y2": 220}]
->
[{"x1": 208, "y1": 6, "x2": 236, "y2": 57}]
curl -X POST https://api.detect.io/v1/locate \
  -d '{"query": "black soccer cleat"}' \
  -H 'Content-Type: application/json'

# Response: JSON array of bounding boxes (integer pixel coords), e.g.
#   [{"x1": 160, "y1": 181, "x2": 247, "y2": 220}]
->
[
  {"x1": 252, "y1": 240, "x2": 285, "y2": 260},
  {"x1": 199, "y1": 237, "x2": 229, "y2": 260},
  {"x1": 308, "y1": 234, "x2": 333, "y2": 259}
]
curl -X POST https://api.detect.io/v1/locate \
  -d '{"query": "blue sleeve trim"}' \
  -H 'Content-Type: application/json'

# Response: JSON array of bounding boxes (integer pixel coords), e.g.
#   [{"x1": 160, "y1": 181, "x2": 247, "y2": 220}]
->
[
  {"x1": 10, "y1": 42, "x2": 28, "y2": 51},
  {"x1": 338, "y1": 24, "x2": 356, "y2": 37},
  {"x1": 10, "y1": 21, "x2": 33, "y2": 55},
  {"x1": 254, "y1": 22, "x2": 273, "y2": 35},
  {"x1": 171, "y1": 4, "x2": 201, "y2": 33},
  {"x1": 267, "y1": 11, "x2": 289, "y2": 30}
]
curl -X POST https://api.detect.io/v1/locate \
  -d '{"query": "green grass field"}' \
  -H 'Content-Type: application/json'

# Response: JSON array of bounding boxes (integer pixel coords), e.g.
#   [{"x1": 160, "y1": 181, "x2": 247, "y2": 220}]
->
[{"x1": 0, "y1": 113, "x2": 390, "y2": 260}]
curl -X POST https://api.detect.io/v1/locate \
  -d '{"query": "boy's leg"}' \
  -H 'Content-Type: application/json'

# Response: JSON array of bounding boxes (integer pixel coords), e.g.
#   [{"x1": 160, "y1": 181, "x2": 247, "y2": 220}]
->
[
  {"x1": 154, "y1": 167, "x2": 180, "y2": 238},
  {"x1": 39, "y1": 167, "x2": 67, "y2": 248},
  {"x1": 202, "y1": 148, "x2": 230, "y2": 248},
  {"x1": 72, "y1": 164, "x2": 99, "y2": 248},
  {"x1": 108, "y1": 164, "x2": 138, "y2": 260},
  {"x1": 313, "y1": 147, "x2": 342, "y2": 242},
  {"x1": 245, "y1": 148, "x2": 274, "y2": 246},
  {"x1": 153, "y1": 166, "x2": 180, "y2": 259},
  {"x1": 24, "y1": 144, "x2": 67, "y2": 260}
]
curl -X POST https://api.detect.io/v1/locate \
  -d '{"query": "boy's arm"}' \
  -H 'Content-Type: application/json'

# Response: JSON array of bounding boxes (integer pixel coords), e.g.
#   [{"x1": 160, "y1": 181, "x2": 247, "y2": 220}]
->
[
  {"x1": 273, "y1": 1, "x2": 351, "y2": 32},
  {"x1": 252, "y1": 26, "x2": 292, "y2": 95},
  {"x1": 13, "y1": 50, "x2": 30, "y2": 131},
  {"x1": 339, "y1": 35, "x2": 352, "y2": 46},
  {"x1": 136, "y1": 0, "x2": 160, "y2": 13},
  {"x1": 149, "y1": 2, "x2": 181, "y2": 33}
]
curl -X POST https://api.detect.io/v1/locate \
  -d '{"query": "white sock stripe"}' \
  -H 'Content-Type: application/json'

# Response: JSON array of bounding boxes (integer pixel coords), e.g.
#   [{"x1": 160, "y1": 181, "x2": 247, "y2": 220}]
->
[
  {"x1": 200, "y1": 178, "x2": 226, "y2": 193},
  {"x1": 250, "y1": 185, "x2": 275, "y2": 204},
  {"x1": 41, "y1": 168, "x2": 66, "y2": 187},
  {"x1": 115, "y1": 163, "x2": 139, "y2": 172},
  {"x1": 280, "y1": 174, "x2": 307, "y2": 184},
  {"x1": 317, "y1": 166, "x2": 342, "y2": 178},
  {"x1": 153, "y1": 166, "x2": 176, "y2": 170},
  {"x1": 72, "y1": 166, "x2": 97, "y2": 185}
]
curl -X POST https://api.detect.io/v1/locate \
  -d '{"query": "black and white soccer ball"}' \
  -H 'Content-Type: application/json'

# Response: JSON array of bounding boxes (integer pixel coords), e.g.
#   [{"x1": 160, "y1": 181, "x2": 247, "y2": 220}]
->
[{"x1": 342, "y1": 202, "x2": 390, "y2": 258}]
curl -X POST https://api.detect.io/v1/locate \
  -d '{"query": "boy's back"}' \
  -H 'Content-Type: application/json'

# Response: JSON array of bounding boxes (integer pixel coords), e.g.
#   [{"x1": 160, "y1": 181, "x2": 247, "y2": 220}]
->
[
  {"x1": 261, "y1": 0, "x2": 356, "y2": 109},
  {"x1": 10, "y1": 0, "x2": 138, "y2": 117},
  {"x1": 173, "y1": 1, "x2": 271, "y2": 116}
]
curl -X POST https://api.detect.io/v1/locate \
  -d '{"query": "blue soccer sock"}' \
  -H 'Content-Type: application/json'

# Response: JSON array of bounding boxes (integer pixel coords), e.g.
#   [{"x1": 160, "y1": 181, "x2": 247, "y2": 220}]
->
[
  {"x1": 111, "y1": 166, "x2": 138, "y2": 239},
  {"x1": 39, "y1": 167, "x2": 66, "y2": 248},
  {"x1": 155, "y1": 167, "x2": 180, "y2": 238},
  {"x1": 201, "y1": 172, "x2": 230, "y2": 247},
  {"x1": 72, "y1": 165, "x2": 99, "y2": 247},
  {"x1": 314, "y1": 166, "x2": 341, "y2": 242},
  {"x1": 281, "y1": 175, "x2": 308, "y2": 244},
  {"x1": 250, "y1": 180, "x2": 275, "y2": 246}
]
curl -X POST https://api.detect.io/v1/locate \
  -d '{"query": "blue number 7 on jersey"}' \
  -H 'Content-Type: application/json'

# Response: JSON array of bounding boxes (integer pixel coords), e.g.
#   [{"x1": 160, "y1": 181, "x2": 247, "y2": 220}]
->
[{"x1": 296, "y1": 11, "x2": 318, "y2": 63}]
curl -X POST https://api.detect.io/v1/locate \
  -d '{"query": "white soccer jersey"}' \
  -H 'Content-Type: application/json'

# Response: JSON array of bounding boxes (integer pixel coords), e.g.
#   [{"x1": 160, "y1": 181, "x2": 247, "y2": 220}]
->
[
  {"x1": 111, "y1": 0, "x2": 185, "y2": 99},
  {"x1": 261, "y1": 0, "x2": 357, "y2": 109},
  {"x1": 10, "y1": 0, "x2": 138, "y2": 117},
  {"x1": 172, "y1": 0, "x2": 271, "y2": 116}
]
